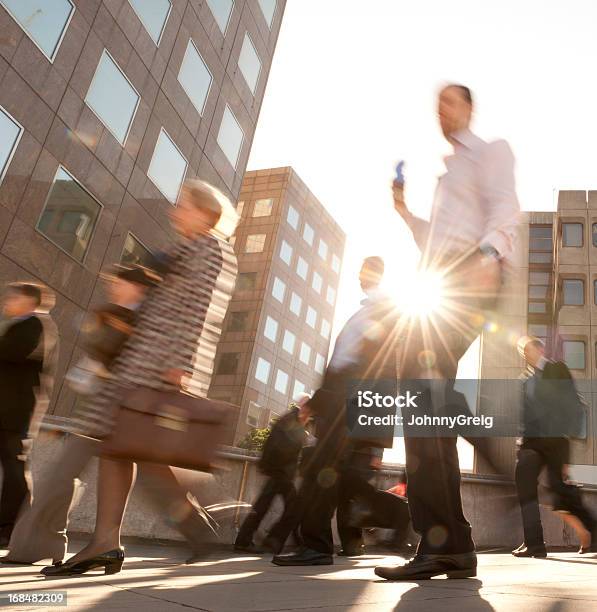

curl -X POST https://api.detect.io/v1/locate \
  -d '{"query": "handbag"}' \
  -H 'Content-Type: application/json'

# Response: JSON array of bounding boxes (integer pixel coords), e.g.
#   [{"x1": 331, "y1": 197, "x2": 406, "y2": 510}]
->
[{"x1": 102, "y1": 387, "x2": 234, "y2": 471}]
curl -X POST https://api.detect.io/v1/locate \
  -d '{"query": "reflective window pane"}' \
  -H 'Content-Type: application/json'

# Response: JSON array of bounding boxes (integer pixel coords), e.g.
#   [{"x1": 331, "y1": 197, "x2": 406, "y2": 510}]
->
[
  {"x1": 332, "y1": 254, "x2": 341, "y2": 274},
  {"x1": 272, "y1": 277, "x2": 286, "y2": 303},
  {"x1": 562, "y1": 223, "x2": 583, "y2": 247},
  {"x1": 247, "y1": 400, "x2": 261, "y2": 427},
  {"x1": 528, "y1": 302, "x2": 546, "y2": 314},
  {"x1": 238, "y1": 32, "x2": 261, "y2": 94},
  {"x1": 264, "y1": 316, "x2": 278, "y2": 342},
  {"x1": 529, "y1": 272, "x2": 550, "y2": 285},
  {"x1": 282, "y1": 329, "x2": 295, "y2": 354},
  {"x1": 255, "y1": 357, "x2": 271, "y2": 384},
  {"x1": 303, "y1": 223, "x2": 314, "y2": 246},
  {"x1": 312, "y1": 271, "x2": 322, "y2": 294},
  {"x1": 217, "y1": 105, "x2": 244, "y2": 168},
  {"x1": 129, "y1": 0, "x2": 171, "y2": 44},
  {"x1": 37, "y1": 167, "x2": 101, "y2": 262},
  {"x1": 237, "y1": 272, "x2": 256, "y2": 290},
  {"x1": 289, "y1": 292, "x2": 302, "y2": 316},
  {"x1": 274, "y1": 369, "x2": 288, "y2": 394},
  {"x1": 529, "y1": 285, "x2": 548, "y2": 299},
  {"x1": 318, "y1": 239, "x2": 328, "y2": 261},
  {"x1": 280, "y1": 240, "x2": 292, "y2": 265},
  {"x1": 300, "y1": 342, "x2": 311, "y2": 365},
  {"x1": 528, "y1": 324, "x2": 548, "y2": 338},
  {"x1": 253, "y1": 198, "x2": 273, "y2": 217},
  {"x1": 228, "y1": 311, "x2": 248, "y2": 331},
  {"x1": 0, "y1": 105, "x2": 22, "y2": 184},
  {"x1": 287, "y1": 205, "x2": 299, "y2": 229},
  {"x1": 257, "y1": 0, "x2": 276, "y2": 27},
  {"x1": 530, "y1": 226, "x2": 552, "y2": 239},
  {"x1": 85, "y1": 50, "x2": 139, "y2": 145},
  {"x1": 292, "y1": 379, "x2": 305, "y2": 398},
  {"x1": 563, "y1": 341, "x2": 585, "y2": 370},
  {"x1": 217, "y1": 352, "x2": 239, "y2": 375},
  {"x1": 245, "y1": 233, "x2": 266, "y2": 253},
  {"x1": 326, "y1": 286, "x2": 336, "y2": 305},
  {"x1": 178, "y1": 39, "x2": 213, "y2": 116},
  {"x1": 529, "y1": 252, "x2": 552, "y2": 264},
  {"x1": 563, "y1": 279, "x2": 584, "y2": 305},
  {"x1": 593, "y1": 223, "x2": 597, "y2": 248},
  {"x1": 321, "y1": 318, "x2": 331, "y2": 339},
  {"x1": 315, "y1": 353, "x2": 325, "y2": 374},
  {"x1": 296, "y1": 256, "x2": 308, "y2": 280},
  {"x1": 121, "y1": 232, "x2": 153, "y2": 267},
  {"x1": 1, "y1": 0, "x2": 74, "y2": 60},
  {"x1": 147, "y1": 128, "x2": 188, "y2": 204},
  {"x1": 306, "y1": 306, "x2": 317, "y2": 328},
  {"x1": 206, "y1": 0, "x2": 234, "y2": 34}
]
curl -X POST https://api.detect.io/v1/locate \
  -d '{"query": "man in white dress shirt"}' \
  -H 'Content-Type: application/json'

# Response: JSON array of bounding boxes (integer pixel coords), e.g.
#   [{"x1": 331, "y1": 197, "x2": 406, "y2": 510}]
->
[{"x1": 376, "y1": 84, "x2": 521, "y2": 581}]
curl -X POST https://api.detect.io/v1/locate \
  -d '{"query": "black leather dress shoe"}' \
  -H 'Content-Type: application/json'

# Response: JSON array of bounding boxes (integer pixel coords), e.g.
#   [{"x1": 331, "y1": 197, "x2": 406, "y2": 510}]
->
[
  {"x1": 511, "y1": 543, "x2": 547, "y2": 558},
  {"x1": 338, "y1": 545, "x2": 365, "y2": 557},
  {"x1": 272, "y1": 548, "x2": 333, "y2": 566},
  {"x1": 40, "y1": 548, "x2": 124, "y2": 576},
  {"x1": 375, "y1": 552, "x2": 477, "y2": 580}
]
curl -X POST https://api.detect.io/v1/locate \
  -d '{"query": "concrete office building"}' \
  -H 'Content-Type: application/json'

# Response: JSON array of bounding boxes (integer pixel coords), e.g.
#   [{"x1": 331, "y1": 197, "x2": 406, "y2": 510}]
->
[
  {"x1": 0, "y1": 0, "x2": 285, "y2": 419},
  {"x1": 208, "y1": 167, "x2": 346, "y2": 442},
  {"x1": 478, "y1": 191, "x2": 597, "y2": 482}
]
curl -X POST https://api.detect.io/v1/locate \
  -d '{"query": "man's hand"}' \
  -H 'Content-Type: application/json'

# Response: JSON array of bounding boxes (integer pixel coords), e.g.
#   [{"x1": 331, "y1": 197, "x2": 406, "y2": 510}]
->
[
  {"x1": 162, "y1": 368, "x2": 185, "y2": 387},
  {"x1": 392, "y1": 180, "x2": 409, "y2": 219},
  {"x1": 453, "y1": 251, "x2": 501, "y2": 302}
]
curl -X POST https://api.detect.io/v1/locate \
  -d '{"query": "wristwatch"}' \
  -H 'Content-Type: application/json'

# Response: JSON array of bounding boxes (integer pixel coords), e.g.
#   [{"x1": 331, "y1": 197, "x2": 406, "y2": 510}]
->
[{"x1": 479, "y1": 244, "x2": 501, "y2": 261}]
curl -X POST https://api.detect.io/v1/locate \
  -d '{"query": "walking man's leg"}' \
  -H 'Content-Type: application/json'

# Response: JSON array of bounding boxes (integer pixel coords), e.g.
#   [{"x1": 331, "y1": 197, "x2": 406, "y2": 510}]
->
[
  {"x1": 0, "y1": 430, "x2": 30, "y2": 545},
  {"x1": 235, "y1": 478, "x2": 278, "y2": 549}
]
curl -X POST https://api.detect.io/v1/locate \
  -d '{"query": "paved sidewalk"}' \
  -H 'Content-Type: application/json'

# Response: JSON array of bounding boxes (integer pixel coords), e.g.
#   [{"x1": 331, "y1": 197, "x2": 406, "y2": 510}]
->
[{"x1": 1, "y1": 541, "x2": 596, "y2": 611}]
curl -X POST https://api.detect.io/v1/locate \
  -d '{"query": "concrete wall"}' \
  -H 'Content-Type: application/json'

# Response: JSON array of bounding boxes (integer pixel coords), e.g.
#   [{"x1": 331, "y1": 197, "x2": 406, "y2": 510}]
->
[{"x1": 12, "y1": 429, "x2": 597, "y2": 551}]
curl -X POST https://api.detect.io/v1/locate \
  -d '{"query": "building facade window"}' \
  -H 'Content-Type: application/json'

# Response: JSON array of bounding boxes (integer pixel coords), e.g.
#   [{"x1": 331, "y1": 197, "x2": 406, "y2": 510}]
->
[
  {"x1": 228, "y1": 311, "x2": 248, "y2": 331},
  {"x1": 237, "y1": 272, "x2": 256, "y2": 290},
  {"x1": 326, "y1": 286, "x2": 336, "y2": 305},
  {"x1": 129, "y1": 0, "x2": 171, "y2": 44},
  {"x1": 289, "y1": 292, "x2": 302, "y2": 316},
  {"x1": 318, "y1": 239, "x2": 328, "y2": 261},
  {"x1": 592, "y1": 223, "x2": 597, "y2": 248},
  {"x1": 274, "y1": 369, "x2": 288, "y2": 394},
  {"x1": 257, "y1": 0, "x2": 276, "y2": 27},
  {"x1": 306, "y1": 306, "x2": 317, "y2": 328},
  {"x1": 147, "y1": 128, "x2": 188, "y2": 204},
  {"x1": 562, "y1": 222, "x2": 583, "y2": 247},
  {"x1": 120, "y1": 232, "x2": 153, "y2": 267},
  {"x1": 0, "y1": 105, "x2": 22, "y2": 185},
  {"x1": 315, "y1": 353, "x2": 325, "y2": 374},
  {"x1": 562, "y1": 279, "x2": 584, "y2": 305},
  {"x1": 312, "y1": 271, "x2": 323, "y2": 294},
  {"x1": 206, "y1": 0, "x2": 234, "y2": 34},
  {"x1": 296, "y1": 256, "x2": 308, "y2": 280},
  {"x1": 299, "y1": 342, "x2": 311, "y2": 365},
  {"x1": 217, "y1": 104, "x2": 244, "y2": 169},
  {"x1": 37, "y1": 166, "x2": 102, "y2": 262},
  {"x1": 238, "y1": 32, "x2": 261, "y2": 94},
  {"x1": 303, "y1": 223, "x2": 314, "y2": 246},
  {"x1": 332, "y1": 254, "x2": 341, "y2": 274},
  {"x1": 321, "y1": 318, "x2": 331, "y2": 339},
  {"x1": 236, "y1": 200, "x2": 245, "y2": 215},
  {"x1": 255, "y1": 357, "x2": 271, "y2": 383},
  {"x1": 279, "y1": 240, "x2": 293, "y2": 265},
  {"x1": 85, "y1": 50, "x2": 140, "y2": 145},
  {"x1": 528, "y1": 271, "x2": 551, "y2": 300},
  {"x1": 563, "y1": 340, "x2": 585, "y2": 370},
  {"x1": 1, "y1": 0, "x2": 74, "y2": 61},
  {"x1": 216, "y1": 352, "x2": 240, "y2": 375},
  {"x1": 178, "y1": 39, "x2": 212, "y2": 116},
  {"x1": 272, "y1": 277, "x2": 286, "y2": 303},
  {"x1": 528, "y1": 302, "x2": 547, "y2": 314},
  {"x1": 252, "y1": 198, "x2": 273, "y2": 217},
  {"x1": 292, "y1": 379, "x2": 305, "y2": 398},
  {"x1": 246, "y1": 401, "x2": 261, "y2": 427},
  {"x1": 245, "y1": 233, "x2": 266, "y2": 253},
  {"x1": 263, "y1": 315, "x2": 278, "y2": 342},
  {"x1": 287, "y1": 205, "x2": 299, "y2": 229},
  {"x1": 282, "y1": 329, "x2": 295, "y2": 354}
]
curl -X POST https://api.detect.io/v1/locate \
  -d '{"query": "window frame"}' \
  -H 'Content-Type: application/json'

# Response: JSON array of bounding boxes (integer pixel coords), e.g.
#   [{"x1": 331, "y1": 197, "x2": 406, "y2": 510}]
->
[
  {"x1": 562, "y1": 340, "x2": 586, "y2": 371},
  {"x1": 274, "y1": 369, "x2": 289, "y2": 395},
  {"x1": 257, "y1": 0, "x2": 277, "y2": 28},
  {"x1": 217, "y1": 103, "x2": 244, "y2": 169},
  {"x1": 255, "y1": 356, "x2": 271, "y2": 384},
  {"x1": 244, "y1": 233, "x2": 267, "y2": 253},
  {"x1": 1, "y1": 0, "x2": 75, "y2": 63},
  {"x1": 147, "y1": 127, "x2": 189, "y2": 205},
  {"x1": 128, "y1": 0, "x2": 172, "y2": 46},
  {"x1": 84, "y1": 49, "x2": 141, "y2": 146},
  {"x1": 35, "y1": 164, "x2": 103, "y2": 265},
  {"x1": 119, "y1": 231, "x2": 153, "y2": 266},
  {"x1": 177, "y1": 37, "x2": 214, "y2": 117},
  {"x1": 237, "y1": 31, "x2": 262, "y2": 94},
  {"x1": 561, "y1": 222, "x2": 584, "y2": 248},
  {"x1": 0, "y1": 103, "x2": 24, "y2": 186},
  {"x1": 263, "y1": 315, "x2": 278, "y2": 342},
  {"x1": 206, "y1": 0, "x2": 235, "y2": 35},
  {"x1": 562, "y1": 278, "x2": 585, "y2": 306}
]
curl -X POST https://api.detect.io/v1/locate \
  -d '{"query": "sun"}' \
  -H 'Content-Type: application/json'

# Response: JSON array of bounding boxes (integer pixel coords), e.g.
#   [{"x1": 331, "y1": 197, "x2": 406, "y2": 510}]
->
[{"x1": 391, "y1": 270, "x2": 445, "y2": 318}]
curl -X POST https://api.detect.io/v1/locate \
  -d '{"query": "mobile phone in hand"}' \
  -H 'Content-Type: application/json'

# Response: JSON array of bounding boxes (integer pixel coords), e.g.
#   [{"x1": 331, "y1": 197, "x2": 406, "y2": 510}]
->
[{"x1": 395, "y1": 160, "x2": 405, "y2": 184}]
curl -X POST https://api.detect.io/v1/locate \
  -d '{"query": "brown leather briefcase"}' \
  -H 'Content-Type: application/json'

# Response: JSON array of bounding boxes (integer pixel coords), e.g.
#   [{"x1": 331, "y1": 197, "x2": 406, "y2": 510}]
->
[{"x1": 102, "y1": 387, "x2": 234, "y2": 471}]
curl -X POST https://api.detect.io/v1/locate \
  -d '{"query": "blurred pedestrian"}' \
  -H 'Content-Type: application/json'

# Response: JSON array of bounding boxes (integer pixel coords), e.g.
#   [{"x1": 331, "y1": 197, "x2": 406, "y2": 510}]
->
[
  {"x1": 0, "y1": 283, "x2": 58, "y2": 547},
  {"x1": 39, "y1": 179, "x2": 237, "y2": 576},
  {"x1": 512, "y1": 336, "x2": 596, "y2": 558},
  {"x1": 234, "y1": 395, "x2": 311, "y2": 554},
  {"x1": 376, "y1": 84, "x2": 520, "y2": 581}
]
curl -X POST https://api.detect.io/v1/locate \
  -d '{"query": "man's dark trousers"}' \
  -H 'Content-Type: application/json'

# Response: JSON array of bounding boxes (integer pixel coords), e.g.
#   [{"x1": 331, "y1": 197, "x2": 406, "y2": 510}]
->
[
  {"x1": 236, "y1": 476, "x2": 298, "y2": 547},
  {"x1": 0, "y1": 430, "x2": 30, "y2": 539},
  {"x1": 516, "y1": 439, "x2": 595, "y2": 546}
]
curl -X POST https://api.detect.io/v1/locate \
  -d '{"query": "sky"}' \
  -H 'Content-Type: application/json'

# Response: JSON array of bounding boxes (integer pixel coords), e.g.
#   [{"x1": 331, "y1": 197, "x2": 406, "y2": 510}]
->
[{"x1": 247, "y1": 0, "x2": 597, "y2": 464}]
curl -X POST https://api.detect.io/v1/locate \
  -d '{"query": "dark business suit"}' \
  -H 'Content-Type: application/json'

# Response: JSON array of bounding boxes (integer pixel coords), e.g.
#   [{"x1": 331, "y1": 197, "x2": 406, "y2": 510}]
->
[
  {"x1": 270, "y1": 295, "x2": 407, "y2": 555},
  {"x1": 516, "y1": 360, "x2": 595, "y2": 547},
  {"x1": 0, "y1": 315, "x2": 43, "y2": 539}
]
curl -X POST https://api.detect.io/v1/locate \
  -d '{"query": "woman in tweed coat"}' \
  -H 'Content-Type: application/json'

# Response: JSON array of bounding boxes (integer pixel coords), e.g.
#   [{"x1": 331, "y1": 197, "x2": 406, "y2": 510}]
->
[{"x1": 41, "y1": 180, "x2": 237, "y2": 576}]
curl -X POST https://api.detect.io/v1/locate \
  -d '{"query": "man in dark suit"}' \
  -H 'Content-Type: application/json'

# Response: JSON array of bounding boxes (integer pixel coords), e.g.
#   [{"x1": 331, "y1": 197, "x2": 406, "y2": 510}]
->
[
  {"x1": 271, "y1": 257, "x2": 409, "y2": 565},
  {"x1": 234, "y1": 395, "x2": 310, "y2": 553},
  {"x1": 0, "y1": 283, "x2": 45, "y2": 546},
  {"x1": 512, "y1": 336, "x2": 596, "y2": 558}
]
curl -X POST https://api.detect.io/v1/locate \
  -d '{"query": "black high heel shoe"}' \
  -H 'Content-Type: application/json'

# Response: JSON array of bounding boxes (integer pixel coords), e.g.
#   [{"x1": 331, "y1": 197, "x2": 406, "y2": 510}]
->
[{"x1": 40, "y1": 548, "x2": 124, "y2": 576}]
